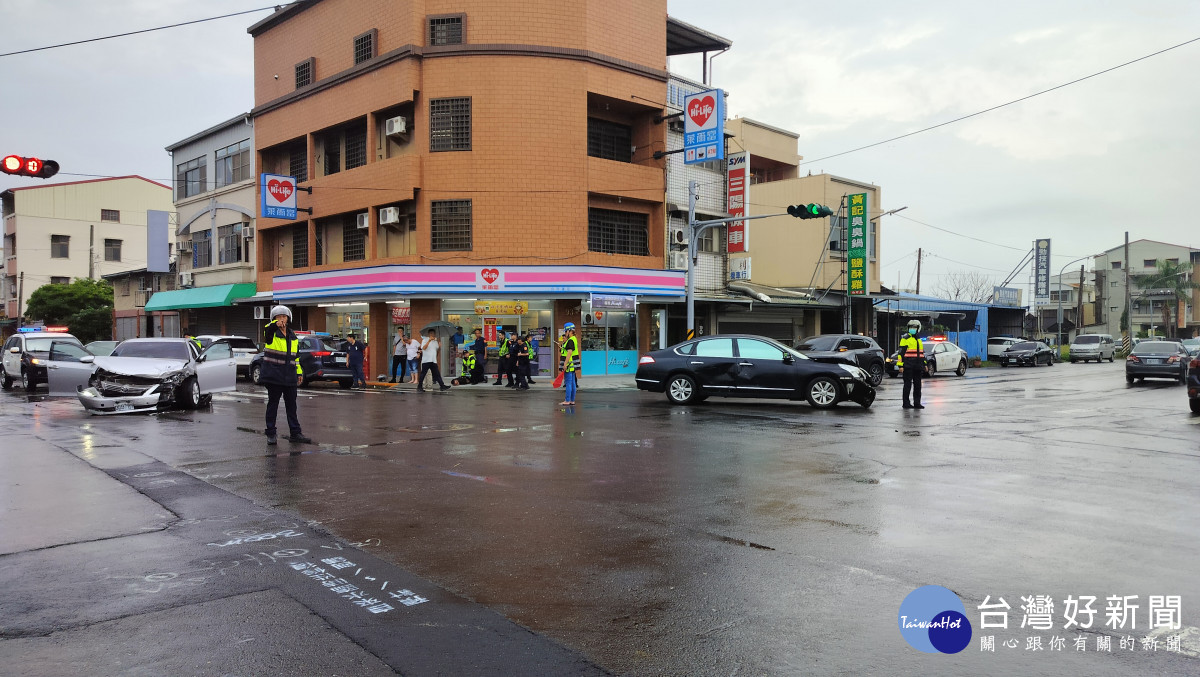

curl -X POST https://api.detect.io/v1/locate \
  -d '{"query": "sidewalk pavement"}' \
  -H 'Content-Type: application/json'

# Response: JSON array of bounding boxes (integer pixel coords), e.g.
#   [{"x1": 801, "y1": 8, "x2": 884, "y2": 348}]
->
[
  {"x1": 0, "y1": 423, "x2": 605, "y2": 675},
  {"x1": 365, "y1": 373, "x2": 638, "y2": 392}
]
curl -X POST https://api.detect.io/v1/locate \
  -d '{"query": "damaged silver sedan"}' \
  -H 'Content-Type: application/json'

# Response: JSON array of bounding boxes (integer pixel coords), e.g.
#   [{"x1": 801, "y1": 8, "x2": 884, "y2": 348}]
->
[{"x1": 46, "y1": 338, "x2": 237, "y2": 414}]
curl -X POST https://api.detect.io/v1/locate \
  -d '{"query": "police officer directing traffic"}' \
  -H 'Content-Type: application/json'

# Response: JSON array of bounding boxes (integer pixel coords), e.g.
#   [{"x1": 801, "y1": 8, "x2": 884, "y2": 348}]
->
[
  {"x1": 261, "y1": 305, "x2": 312, "y2": 444},
  {"x1": 897, "y1": 319, "x2": 926, "y2": 410}
]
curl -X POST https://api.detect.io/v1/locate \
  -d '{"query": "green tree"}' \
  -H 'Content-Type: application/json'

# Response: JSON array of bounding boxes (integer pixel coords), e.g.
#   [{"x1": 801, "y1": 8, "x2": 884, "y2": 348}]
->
[
  {"x1": 24, "y1": 278, "x2": 114, "y2": 342},
  {"x1": 1130, "y1": 260, "x2": 1200, "y2": 338}
]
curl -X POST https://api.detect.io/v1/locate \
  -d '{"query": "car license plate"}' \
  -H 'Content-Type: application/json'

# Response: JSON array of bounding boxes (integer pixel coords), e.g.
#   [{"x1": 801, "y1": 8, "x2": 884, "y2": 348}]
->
[
  {"x1": 1009, "y1": 358, "x2": 1017, "y2": 363},
  {"x1": 115, "y1": 402, "x2": 133, "y2": 412},
  {"x1": 335, "y1": 357, "x2": 346, "y2": 364}
]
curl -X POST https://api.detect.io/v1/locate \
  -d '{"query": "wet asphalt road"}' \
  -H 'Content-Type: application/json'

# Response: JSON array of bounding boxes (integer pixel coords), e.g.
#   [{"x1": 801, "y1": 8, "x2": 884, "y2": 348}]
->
[{"x1": 2, "y1": 361, "x2": 1199, "y2": 676}]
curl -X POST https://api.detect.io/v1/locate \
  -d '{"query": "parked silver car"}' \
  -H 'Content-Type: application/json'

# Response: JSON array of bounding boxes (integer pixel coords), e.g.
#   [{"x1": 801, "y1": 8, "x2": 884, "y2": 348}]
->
[
  {"x1": 1069, "y1": 334, "x2": 1116, "y2": 363},
  {"x1": 47, "y1": 338, "x2": 237, "y2": 414}
]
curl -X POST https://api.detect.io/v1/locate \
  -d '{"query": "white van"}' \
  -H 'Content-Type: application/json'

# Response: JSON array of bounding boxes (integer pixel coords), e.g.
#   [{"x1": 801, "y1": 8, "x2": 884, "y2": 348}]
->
[{"x1": 1069, "y1": 334, "x2": 1115, "y2": 363}]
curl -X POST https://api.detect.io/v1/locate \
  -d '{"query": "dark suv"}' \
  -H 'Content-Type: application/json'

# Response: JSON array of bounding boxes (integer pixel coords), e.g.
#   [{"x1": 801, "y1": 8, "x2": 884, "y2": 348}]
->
[
  {"x1": 2, "y1": 331, "x2": 85, "y2": 391},
  {"x1": 793, "y1": 334, "x2": 887, "y2": 386},
  {"x1": 249, "y1": 334, "x2": 352, "y2": 388}
]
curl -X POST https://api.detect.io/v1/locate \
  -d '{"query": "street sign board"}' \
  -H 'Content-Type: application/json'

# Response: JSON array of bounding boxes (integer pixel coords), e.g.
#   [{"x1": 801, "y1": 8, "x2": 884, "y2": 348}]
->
[
  {"x1": 261, "y1": 173, "x2": 298, "y2": 220},
  {"x1": 1035, "y1": 239, "x2": 1051, "y2": 302},
  {"x1": 729, "y1": 257, "x2": 751, "y2": 281},
  {"x1": 683, "y1": 89, "x2": 724, "y2": 165},
  {"x1": 847, "y1": 193, "x2": 870, "y2": 296},
  {"x1": 992, "y1": 286, "x2": 1021, "y2": 306},
  {"x1": 727, "y1": 152, "x2": 748, "y2": 252},
  {"x1": 591, "y1": 294, "x2": 636, "y2": 311}
]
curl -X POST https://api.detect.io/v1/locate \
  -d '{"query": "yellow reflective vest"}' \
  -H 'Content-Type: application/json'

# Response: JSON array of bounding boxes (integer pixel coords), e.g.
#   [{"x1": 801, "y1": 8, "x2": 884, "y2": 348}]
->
[
  {"x1": 560, "y1": 335, "x2": 580, "y2": 373},
  {"x1": 897, "y1": 336, "x2": 925, "y2": 369},
  {"x1": 260, "y1": 321, "x2": 304, "y2": 386}
]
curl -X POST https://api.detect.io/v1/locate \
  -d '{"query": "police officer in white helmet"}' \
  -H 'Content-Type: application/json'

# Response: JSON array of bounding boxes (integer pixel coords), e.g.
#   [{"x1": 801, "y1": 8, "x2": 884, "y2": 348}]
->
[{"x1": 260, "y1": 305, "x2": 312, "y2": 444}]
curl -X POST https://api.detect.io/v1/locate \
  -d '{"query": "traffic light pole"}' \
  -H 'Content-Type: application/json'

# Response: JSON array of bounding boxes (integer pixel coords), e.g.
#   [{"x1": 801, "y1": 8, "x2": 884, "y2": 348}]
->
[{"x1": 685, "y1": 180, "x2": 815, "y2": 340}]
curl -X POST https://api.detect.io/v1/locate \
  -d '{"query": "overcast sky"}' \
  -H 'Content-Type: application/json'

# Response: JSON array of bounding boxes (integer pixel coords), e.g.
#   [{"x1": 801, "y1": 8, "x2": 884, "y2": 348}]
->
[{"x1": 3, "y1": 1, "x2": 1199, "y2": 299}]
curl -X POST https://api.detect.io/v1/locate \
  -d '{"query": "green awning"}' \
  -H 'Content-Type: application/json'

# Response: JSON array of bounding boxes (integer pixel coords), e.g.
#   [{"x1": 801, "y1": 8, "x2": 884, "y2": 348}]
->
[{"x1": 144, "y1": 283, "x2": 257, "y2": 312}]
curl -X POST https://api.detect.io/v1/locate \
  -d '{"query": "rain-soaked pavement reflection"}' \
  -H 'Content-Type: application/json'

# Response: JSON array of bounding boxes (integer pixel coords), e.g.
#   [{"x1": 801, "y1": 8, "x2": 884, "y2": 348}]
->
[{"x1": 6, "y1": 362, "x2": 1200, "y2": 675}]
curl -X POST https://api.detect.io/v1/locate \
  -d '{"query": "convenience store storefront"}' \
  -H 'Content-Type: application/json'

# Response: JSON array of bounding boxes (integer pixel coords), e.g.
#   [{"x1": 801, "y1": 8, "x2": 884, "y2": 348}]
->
[{"x1": 271, "y1": 264, "x2": 685, "y2": 376}]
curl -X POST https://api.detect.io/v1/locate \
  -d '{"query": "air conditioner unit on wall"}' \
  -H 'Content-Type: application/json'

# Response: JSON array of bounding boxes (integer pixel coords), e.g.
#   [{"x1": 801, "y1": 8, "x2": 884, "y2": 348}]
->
[
  {"x1": 379, "y1": 207, "x2": 400, "y2": 225},
  {"x1": 175, "y1": 240, "x2": 192, "y2": 254},
  {"x1": 242, "y1": 225, "x2": 254, "y2": 239},
  {"x1": 356, "y1": 212, "x2": 369, "y2": 230},
  {"x1": 180, "y1": 272, "x2": 193, "y2": 287},
  {"x1": 670, "y1": 225, "x2": 689, "y2": 247},
  {"x1": 669, "y1": 251, "x2": 689, "y2": 270},
  {"x1": 253, "y1": 306, "x2": 266, "y2": 320},
  {"x1": 385, "y1": 116, "x2": 407, "y2": 137},
  {"x1": 668, "y1": 119, "x2": 685, "y2": 133}
]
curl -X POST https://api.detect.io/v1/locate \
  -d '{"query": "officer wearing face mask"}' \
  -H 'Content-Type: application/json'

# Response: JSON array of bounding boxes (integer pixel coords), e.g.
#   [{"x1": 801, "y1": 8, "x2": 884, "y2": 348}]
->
[{"x1": 897, "y1": 319, "x2": 926, "y2": 409}]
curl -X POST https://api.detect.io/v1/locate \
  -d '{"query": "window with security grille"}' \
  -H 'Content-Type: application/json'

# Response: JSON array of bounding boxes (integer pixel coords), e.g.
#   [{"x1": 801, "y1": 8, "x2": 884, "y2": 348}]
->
[
  {"x1": 344, "y1": 128, "x2": 367, "y2": 170},
  {"x1": 193, "y1": 230, "x2": 212, "y2": 268},
  {"x1": 51, "y1": 234, "x2": 69, "y2": 258},
  {"x1": 354, "y1": 30, "x2": 376, "y2": 65},
  {"x1": 430, "y1": 200, "x2": 472, "y2": 251},
  {"x1": 104, "y1": 238, "x2": 122, "y2": 262},
  {"x1": 289, "y1": 143, "x2": 307, "y2": 183},
  {"x1": 292, "y1": 227, "x2": 308, "y2": 268},
  {"x1": 428, "y1": 15, "x2": 464, "y2": 45},
  {"x1": 343, "y1": 224, "x2": 366, "y2": 261},
  {"x1": 295, "y1": 58, "x2": 313, "y2": 89},
  {"x1": 430, "y1": 98, "x2": 471, "y2": 152},
  {"x1": 51, "y1": 276, "x2": 70, "y2": 285},
  {"x1": 588, "y1": 208, "x2": 648, "y2": 256},
  {"x1": 176, "y1": 156, "x2": 206, "y2": 199},
  {"x1": 215, "y1": 139, "x2": 251, "y2": 187},
  {"x1": 324, "y1": 141, "x2": 340, "y2": 176},
  {"x1": 218, "y1": 225, "x2": 242, "y2": 265},
  {"x1": 587, "y1": 118, "x2": 632, "y2": 162},
  {"x1": 100, "y1": 209, "x2": 120, "y2": 222}
]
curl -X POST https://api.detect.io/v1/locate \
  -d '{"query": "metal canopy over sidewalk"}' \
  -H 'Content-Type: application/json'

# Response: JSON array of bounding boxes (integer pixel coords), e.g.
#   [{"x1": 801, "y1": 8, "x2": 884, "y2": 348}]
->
[{"x1": 143, "y1": 283, "x2": 257, "y2": 312}]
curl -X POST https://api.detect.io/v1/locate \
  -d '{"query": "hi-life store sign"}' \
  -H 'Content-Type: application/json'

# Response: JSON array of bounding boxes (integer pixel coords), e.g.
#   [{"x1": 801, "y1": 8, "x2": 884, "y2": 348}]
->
[
  {"x1": 683, "y1": 89, "x2": 725, "y2": 165},
  {"x1": 847, "y1": 193, "x2": 870, "y2": 296},
  {"x1": 261, "y1": 173, "x2": 298, "y2": 220}
]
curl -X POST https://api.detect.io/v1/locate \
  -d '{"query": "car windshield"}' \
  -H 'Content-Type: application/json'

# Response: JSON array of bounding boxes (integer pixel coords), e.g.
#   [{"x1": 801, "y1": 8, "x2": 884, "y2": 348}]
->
[
  {"x1": 795, "y1": 336, "x2": 839, "y2": 351},
  {"x1": 111, "y1": 341, "x2": 191, "y2": 360},
  {"x1": 1132, "y1": 341, "x2": 1180, "y2": 355},
  {"x1": 988, "y1": 338, "x2": 1013, "y2": 345},
  {"x1": 1073, "y1": 335, "x2": 1100, "y2": 344},
  {"x1": 1009, "y1": 342, "x2": 1037, "y2": 351},
  {"x1": 1182, "y1": 338, "x2": 1199, "y2": 348},
  {"x1": 221, "y1": 338, "x2": 258, "y2": 350},
  {"x1": 23, "y1": 337, "x2": 80, "y2": 351},
  {"x1": 320, "y1": 339, "x2": 343, "y2": 352}
]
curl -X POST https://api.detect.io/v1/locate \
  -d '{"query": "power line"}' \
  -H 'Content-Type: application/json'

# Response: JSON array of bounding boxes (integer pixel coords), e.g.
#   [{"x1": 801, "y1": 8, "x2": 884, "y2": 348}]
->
[
  {"x1": 894, "y1": 214, "x2": 1027, "y2": 252},
  {"x1": 0, "y1": 6, "x2": 281, "y2": 58},
  {"x1": 797, "y1": 34, "x2": 1200, "y2": 167}
]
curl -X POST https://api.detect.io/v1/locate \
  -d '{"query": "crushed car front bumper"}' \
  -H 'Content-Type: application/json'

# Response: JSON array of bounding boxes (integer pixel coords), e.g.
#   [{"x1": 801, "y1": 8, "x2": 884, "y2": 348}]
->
[{"x1": 77, "y1": 385, "x2": 165, "y2": 415}]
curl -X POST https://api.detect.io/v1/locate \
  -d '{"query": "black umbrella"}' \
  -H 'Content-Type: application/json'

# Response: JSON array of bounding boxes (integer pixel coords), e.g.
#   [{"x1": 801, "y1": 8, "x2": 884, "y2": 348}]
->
[{"x1": 421, "y1": 320, "x2": 456, "y2": 333}]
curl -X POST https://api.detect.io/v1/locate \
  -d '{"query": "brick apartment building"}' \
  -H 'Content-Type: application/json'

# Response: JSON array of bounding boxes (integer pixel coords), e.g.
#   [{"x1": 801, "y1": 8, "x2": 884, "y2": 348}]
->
[{"x1": 248, "y1": 0, "x2": 724, "y2": 377}]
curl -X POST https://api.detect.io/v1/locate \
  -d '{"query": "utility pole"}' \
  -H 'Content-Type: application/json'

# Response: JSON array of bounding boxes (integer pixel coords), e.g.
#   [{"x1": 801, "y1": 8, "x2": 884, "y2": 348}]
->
[
  {"x1": 17, "y1": 271, "x2": 24, "y2": 321},
  {"x1": 915, "y1": 248, "x2": 922, "y2": 295},
  {"x1": 1077, "y1": 265, "x2": 1085, "y2": 332},
  {"x1": 1123, "y1": 231, "x2": 1132, "y2": 352},
  {"x1": 88, "y1": 224, "x2": 95, "y2": 279}
]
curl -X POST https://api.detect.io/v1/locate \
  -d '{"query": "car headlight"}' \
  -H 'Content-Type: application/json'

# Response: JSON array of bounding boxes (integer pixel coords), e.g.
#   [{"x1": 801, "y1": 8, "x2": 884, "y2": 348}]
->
[
  {"x1": 837, "y1": 364, "x2": 866, "y2": 380},
  {"x1": 162, "y1": 371, "x2": 185, "y2": 387}
]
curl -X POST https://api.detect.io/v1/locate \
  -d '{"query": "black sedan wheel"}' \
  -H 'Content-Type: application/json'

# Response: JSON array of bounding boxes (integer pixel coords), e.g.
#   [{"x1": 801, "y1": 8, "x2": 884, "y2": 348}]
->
[
  {"x1": 666, "y1": 374, "x2": 698, "y2": 405},
  {"x1": 805, "y1": 376, "x2": 840, "y2": 409},
  {"x1": 866, "y1": 362, "x2": 884, "y2": 386},
  {"x1": 250, "y1": 363, "x2": 262, "y2": 385},
  {"x1": 956, "y1": 360, "x2": 967, "y2": 376}
]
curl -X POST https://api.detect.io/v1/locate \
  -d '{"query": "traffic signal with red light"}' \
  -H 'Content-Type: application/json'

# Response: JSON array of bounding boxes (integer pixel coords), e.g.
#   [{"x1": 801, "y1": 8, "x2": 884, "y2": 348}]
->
[
  {"x1": 1, "y1": 155, "x2": 60, "y2": 179},
  {"x1": 786, "y1": 203, "x2": 834, "y2": 219}
]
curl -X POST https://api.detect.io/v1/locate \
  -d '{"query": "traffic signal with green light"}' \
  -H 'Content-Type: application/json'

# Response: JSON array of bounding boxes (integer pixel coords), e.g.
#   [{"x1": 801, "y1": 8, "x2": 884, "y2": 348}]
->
[
  {"x1": 1, "y1": 155, "x2": 60, "y2": 179},
  {"x1": 787, "y1": 203, "x2": 834, "y2": 219}
]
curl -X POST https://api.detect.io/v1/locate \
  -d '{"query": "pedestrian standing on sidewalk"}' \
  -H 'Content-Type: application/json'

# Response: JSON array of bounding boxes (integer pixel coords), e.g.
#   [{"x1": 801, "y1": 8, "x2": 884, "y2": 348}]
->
[
  {"x1": 514, "y1": 334, "x2": 530, "y2": 390},
  {"x1": 261, "y1": 305, "x2": 312, "y2": 445},
  {"x1": 390, "y1": 331, "x2": 408, "y2": 383},
  {"x1": 449, "y1": 326, "x2": 465, "y2": 376},
  {"x1": 559, "y1": 322, "x2": 580, "y2": 405},
  {"x1": 527, "y1": 331, "x2": 539, "y2": 385},
  {"x1": 470, "y1": 329, "x2": 487, "y2": 383},
  {"x1": 406, "y1": 333, "x2": 422, "y2": 385},
  {"x1": 418, "y1": 329, "x2": 451, "y2": 392},
  {"x1": 343, "y1": 333, "x2": 367, "y2": 389}
]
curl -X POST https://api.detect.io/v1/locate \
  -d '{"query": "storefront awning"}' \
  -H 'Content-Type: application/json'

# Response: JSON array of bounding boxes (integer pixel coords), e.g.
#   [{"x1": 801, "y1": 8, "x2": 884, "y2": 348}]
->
[{"x1": 144, "y1": 283, "x2": 257, "y2": 312}]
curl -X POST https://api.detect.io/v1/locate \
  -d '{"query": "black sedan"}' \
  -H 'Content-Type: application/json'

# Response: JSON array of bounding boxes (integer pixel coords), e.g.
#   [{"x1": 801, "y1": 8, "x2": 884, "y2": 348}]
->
[
  {"x1": 1125, "y1": 340, "x2": 1190, "y2": 384},
  {"x1": 999, "y1": 341, "x2": 1055, "y2": 367},
  {"x1": 249, "y1": 334, "x2": 353, "y2": 388},
  {"x1": 635, "y1": 334, "x2": 876, "y2": 409},
  {"x1": 793, "y1": 334, "x2": 887, "y2": 386},
  {"x1": 1188, "y1": 354, "x2": 1200, "y2": 413}
]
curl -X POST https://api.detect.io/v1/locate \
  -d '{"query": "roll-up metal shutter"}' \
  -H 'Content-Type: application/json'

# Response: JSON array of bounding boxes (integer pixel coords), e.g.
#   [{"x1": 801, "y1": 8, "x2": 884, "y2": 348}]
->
[{"x1": 717, "y1": 321, "x2": 794, "y2": 341}]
